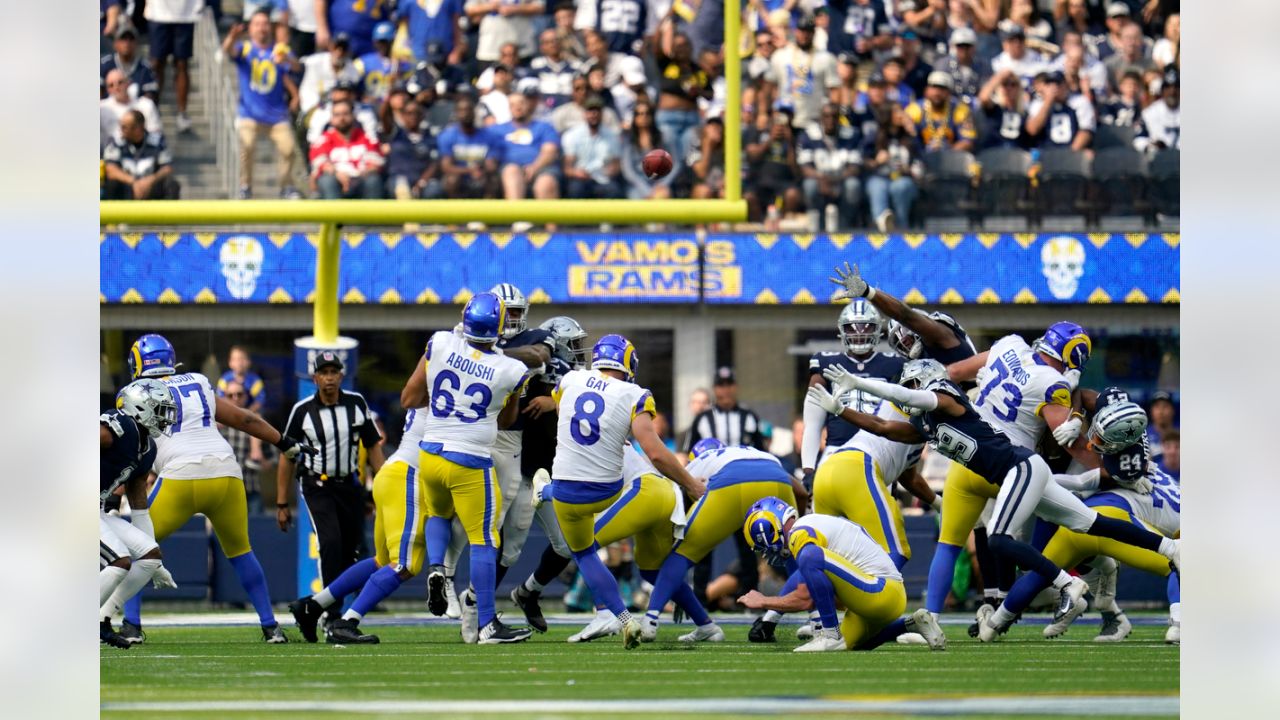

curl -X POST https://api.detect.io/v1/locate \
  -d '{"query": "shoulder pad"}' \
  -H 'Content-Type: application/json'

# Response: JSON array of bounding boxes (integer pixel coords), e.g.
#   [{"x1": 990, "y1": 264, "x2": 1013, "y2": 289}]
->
[
  {"x1": 100, "y1": 412, "x2": 126, "y2": 438},
  {"x1": 924, "y1": 377, "x2": 963, "y2": 398}
]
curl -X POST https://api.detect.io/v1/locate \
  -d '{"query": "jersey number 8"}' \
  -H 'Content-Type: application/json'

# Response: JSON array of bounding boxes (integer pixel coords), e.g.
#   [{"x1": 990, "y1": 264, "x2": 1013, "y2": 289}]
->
[{"x1": 570, "y1": 391, "x2": 605, "y2": 446}]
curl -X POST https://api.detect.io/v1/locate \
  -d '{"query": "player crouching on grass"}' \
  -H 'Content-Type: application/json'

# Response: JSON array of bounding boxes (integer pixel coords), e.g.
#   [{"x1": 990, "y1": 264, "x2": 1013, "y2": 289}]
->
[{"x1": 737, "y1": 497, "x2": 946, "y2": 652}]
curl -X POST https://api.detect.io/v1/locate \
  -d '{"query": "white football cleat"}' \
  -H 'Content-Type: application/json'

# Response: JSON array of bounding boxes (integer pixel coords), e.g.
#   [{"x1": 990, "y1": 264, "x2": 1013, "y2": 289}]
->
[
  {"x1": 796, "y1": 621, "x2": 816, "y2": 640},
  {"x1": 895, "y1": 632, "x2": 928, "y2": 645},
  {"x1": 622, "y1": 618, "x2": 644, "y2": 650},
  {"x1": 975, "y1": 603, "x2": 1001, "y2": 643},
  {"x1": 1094, "y1": 611, "x2": 1132, "y2": 642},
  {"x1": 1169, "y1": 539, "x2": 1180, "y2": 573},
  {"x1": 444, "y1": 578, "x2": 462, "y2": 620},
  {"x1": 531, "y1": 468, "x2": 551, "y2": 509},
  {"x1": 568, "y1": 612, "x2": 621, "y2": 643},
  {"x1": 639, "y1": 615, "x2": 658, "y2": 643},
  {"x1": 1045, "y1": 577, "x2": 1090, "y2": 639},
  {"x1": 912, "y1": 609, "x2": 946, "y2": 651},
  {"x1": 460, "y1": 590, "x2": 479, "y2": 644},
  {"x1": 678, "y1": 623, "x2": 725, "y2": 643},
  {"x1": 794, "y1": 630, "x2": 845, "y2": 653},
  {"x1": 1165, "y1": 620, "x2": 1180, "y2": 645}
]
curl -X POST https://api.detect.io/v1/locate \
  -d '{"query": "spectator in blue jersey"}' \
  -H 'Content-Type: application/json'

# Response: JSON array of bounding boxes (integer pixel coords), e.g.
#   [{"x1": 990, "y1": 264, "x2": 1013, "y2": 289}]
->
[
  {"x1": 1054, "y1": 0, "x2": 1106, "y2": 50},
  {"x1": 145, "y1": 1, "x2": 204, "y2": 135},
  {"x1": 437, "y1": 95, "x2": 503, "y2": 198},
  {"x1": 620, "y1": 97, "x2": 678, "y2": 199},
  {"x1": 573, "y1": 0, "x2": 651, "y2": 56},
  {"x1": 562, "y1": 95, "x2": 624, "y2": 200},
  {"x1": 976, "y1": 67, "x2": 1030, "y2": 150},
  {"x1": 353, "y1": 21, "x2": 400, "y2": 104},
  {"x1": 224, "y1": 13, "x2": 303, "y2": 199},
  {"x1": 101, "y1": 24, "x2": 159, "y2": 102},
  {"x1": 799, "y1": 103, "x2": 864, "y2": 232},
  {"x1": 397, "y1": 0, "x2": 464, "y2": 64},
  {"x1": 862, "y1": 105, "x2": 923, "y2": 232},
  {"x1": 217, "y1": 346, "x2": 267, "y2": 413},
  {"x1": 493, "y1": 91, "x2": 562, "y2": 201},
  {"x1": 316, "y1": 0, "x2": 391, "y2": 57},
  {"x1": 850, "y1": 70, "x2": 893, "y2": 138},
  {"x1": 879, "y1": 57, "x2": 917, "y2": 109},
  {"x1": 467, "y1": 0, "x2": 545, "y2": 65},
  {"x1": 529, "y1": 28, "x2": 580, "y2": 112},
  {"x1": 837, "y1": 0, "x2": 893, "y2": 61},
  {"x1": 383, "y1": 99, "x2": 443, "y2": 199},
  {"x1": 1026, "y1": 71, "x2": 1094, "y2": 151},
  {"x1": 102, "y1": 111, "x2": 182, "y2": 200},
  {"x1": 1098, "y1": 69, "x2": 1145, "y2": 129},
  {"x1": 895, "y1": 29, "x2": 934, "y2": 97}
]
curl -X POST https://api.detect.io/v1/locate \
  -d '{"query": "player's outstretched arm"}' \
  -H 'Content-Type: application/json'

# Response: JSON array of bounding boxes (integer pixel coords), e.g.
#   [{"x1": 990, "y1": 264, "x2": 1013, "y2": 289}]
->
[
  {"x1": 401, "y1": 357, "x2": 428, "y2": 409},
  {"x1": 806, "y1": 384, "x2": 927, "y2": 443},
  {"x1": 947, "y1": 351, "x2": 988, "y2": 383},
  {"x1": 502, "y1": 343, "x2": 551, "y2": 368},
  {"x1": 831, "y1": 262, "x2": 961, "y2": 350},
  {"x1": 215, "y1": 396, "x2": 315, "y2": 460},
  {"x1": 632, "y1": 412, "x2": 706, "y2": 500},
  {"x1": 897, "y1": 467, "x2": 942, "y2": 512}
]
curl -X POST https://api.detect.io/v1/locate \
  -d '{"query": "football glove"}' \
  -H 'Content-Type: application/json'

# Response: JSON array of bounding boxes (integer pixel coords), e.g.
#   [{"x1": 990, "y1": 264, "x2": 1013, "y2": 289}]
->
[
  {"x1": 151, "y1": 564, "x2": 178, "y2": 590},
  {"x1": 806, "y1": 384, "x2": 844, "y2": 416},
  {"x1": 821, "y1": 365, "x2": 862, "y2": 396},
  {"x1": 1063, "y1": 368, "x2": 1082, "y2": 391},
  {"x1": 748, "y1": 617, "x2": 778, "y2": 643},
  {"x1": 1115, "y1": 474, "x2": 1154, "y2": 494},
  {"x1": 275, "y1": 435, "x2": 317, "y2": 461},
  {"x1": 1051, "y1": 416, "x2": 1083, "y2": 447},
  {"x1": 829, "y1": 262, "x2": 873, "y2": 300}
]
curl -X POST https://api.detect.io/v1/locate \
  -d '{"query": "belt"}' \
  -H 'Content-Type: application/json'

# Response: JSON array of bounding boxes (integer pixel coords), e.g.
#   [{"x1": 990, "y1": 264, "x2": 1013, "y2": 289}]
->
[{"x1": 299, "y1": 471, "x2": 357, "y2": 487}]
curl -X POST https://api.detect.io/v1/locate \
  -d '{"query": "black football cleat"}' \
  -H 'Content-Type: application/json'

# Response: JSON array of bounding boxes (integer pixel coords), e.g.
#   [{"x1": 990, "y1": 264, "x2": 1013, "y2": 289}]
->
[
  {"x1": 748, "y1": 617, "x2": 778, "y2": 643},
  {"x1": 119, "y1": 620, "x2": 146, "y2": 645},
  {"x1": 101, "y1": 619, "x2": 132, "y2": 649},
  {"x1": 326, "y1": 618, "x2": 380, "y2": 644},
  {"x1": 478, "y1": 617, "x2": 533, "y2": 645},
  {"x1": 262, "y1": 624, "x2": 289, "y2": 643},
  {"x1": 426, "y1": 565, "x2": 449, "y2": 616},
  {"x1": 511, "y1": 585, "x2": 548, "y2": 633},
  {"x1": 289, "y1": 596, "x2": 325, "y2": 643}
]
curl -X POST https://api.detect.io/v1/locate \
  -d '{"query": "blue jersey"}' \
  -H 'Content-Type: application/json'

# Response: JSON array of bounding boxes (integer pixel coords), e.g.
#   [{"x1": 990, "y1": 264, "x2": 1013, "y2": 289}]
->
[
  {"x1": 353, "y1": 51, "x2": 398, "y2": 102},
  {"x1": 490, "y1": 120, "x2": 560, "y2": 167},
  {"x1": 328, "y1": 0, "x2": 392, "y2": 57},
  {"x1": 920, "y1": 311, "x2": 977, "y2": 365},
  {"x1": 909, "y1": 378, "x2": 1031, "y2": 485},
  {"x1": 217, "y1": 370, "x2": 266, "y2": 408},
  {"x1": 230, "y1": 41, "x2": 292, "y2": 125},
  {"x1": 100, "y1": 410, "x2": 157, "y2": 506},
  {"x1": 590, "y1": 0, "x2": 647, "y2": 54},
  {"x1": 1031, "y1": 101, "x2": 1081, "y2": 149},
  {"x1": 810, "y1": 351, "x2": 904, "y2": 447},
  {"x1": 796, "y1": 125, "x2": 864, "y2": 174},
  {"x1": 437, "y1": 123, "x2": 500, "y2": 167},
  {"x1": 498, "y1": 328, "x2": 555, "y2": 433},
  {"x1": 397, "y1": 0, "x2": 463, "y2": 58}
]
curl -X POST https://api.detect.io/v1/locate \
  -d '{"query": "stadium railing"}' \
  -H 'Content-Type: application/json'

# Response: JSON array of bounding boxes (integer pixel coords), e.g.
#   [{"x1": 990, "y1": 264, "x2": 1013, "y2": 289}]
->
[{"x1": 194, "y1": 7, "x2": 240, "y2": 200}]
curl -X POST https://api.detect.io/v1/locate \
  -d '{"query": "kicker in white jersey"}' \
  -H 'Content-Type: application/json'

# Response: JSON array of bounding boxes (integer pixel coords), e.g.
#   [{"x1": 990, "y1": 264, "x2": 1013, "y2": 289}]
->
[
  {"x1": 418, "y1": 331, "x2": 529, "y2": 462},
  {"x1": 552, "y1": 369, "x2": 656, "y2": 483},
  {"x1": 154, "y1": 373, "x2": 241, "y2": 479},
  {"x1": 791, "y1": 514, "x2": 903, "y2": 581},
  {"x1": 972, "y1": 335, "x2": 1074, "y2": 450}
]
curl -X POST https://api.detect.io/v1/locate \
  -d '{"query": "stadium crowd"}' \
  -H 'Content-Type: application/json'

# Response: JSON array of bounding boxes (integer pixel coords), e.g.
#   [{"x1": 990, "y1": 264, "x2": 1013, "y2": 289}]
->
[{"x1": 100, "y1": 0, "x2": 1180, "y2": 229}]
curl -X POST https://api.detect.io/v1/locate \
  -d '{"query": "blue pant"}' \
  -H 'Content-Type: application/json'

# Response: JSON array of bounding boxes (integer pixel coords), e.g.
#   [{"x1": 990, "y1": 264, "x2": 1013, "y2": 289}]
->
[
  {"x1": 865, "y1": 175, "x2": 917, "y2": 223},
  {"x1": 317, "y1": 173, "x2": 384, "y2": 199},
  {"x1": 655, "y1": 108, "x2": 700, "y2": 167}
]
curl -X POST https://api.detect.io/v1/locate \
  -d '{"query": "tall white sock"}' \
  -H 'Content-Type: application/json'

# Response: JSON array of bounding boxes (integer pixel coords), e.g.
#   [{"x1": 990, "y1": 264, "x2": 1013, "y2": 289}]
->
[
  {"x1": 1159, "y1": 537, "x2": 1175, "y2": 558},
  {"x1": 100, "y1": 566, "x2": 128, "y2": 608},
  {"x1": 1169, "y1": 602, "x2": 1181, "y2": 624},
  {"x1": 1051, "y1": 570, "x2": 1073, "y2": 590},
  {"x1": 102, "y1": 559, "x2": 162, "y2": 619},
  {"x1": 762, "y1": 610, "x2": 783, "y2": 623},
  {"x1": 313, "y1": 588, "x2": 337, "y2": 608},
  {"x1": 524, "y1": 576, "x2": 546, "y2": 594}
]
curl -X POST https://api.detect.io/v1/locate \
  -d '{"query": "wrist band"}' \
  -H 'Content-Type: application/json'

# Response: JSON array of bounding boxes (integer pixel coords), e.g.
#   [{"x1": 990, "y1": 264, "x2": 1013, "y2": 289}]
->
[{"x1": 865, "y1": 287, "x2": 877, "y2": 301}]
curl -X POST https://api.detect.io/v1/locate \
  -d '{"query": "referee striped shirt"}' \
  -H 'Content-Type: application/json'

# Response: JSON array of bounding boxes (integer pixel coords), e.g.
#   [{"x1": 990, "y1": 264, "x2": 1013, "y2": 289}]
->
[
  {"x1": 683, "y1": 404, "x2": 766, "y2": 453},
  {"x1": 284, "y1": 390, "x2": 381, "y2": 480}
]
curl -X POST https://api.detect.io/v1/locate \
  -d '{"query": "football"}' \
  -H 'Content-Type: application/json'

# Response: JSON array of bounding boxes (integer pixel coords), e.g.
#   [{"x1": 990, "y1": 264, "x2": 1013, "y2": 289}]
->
[{"x1": 642, "y1": 149, "x2": 674, "y2": 180}]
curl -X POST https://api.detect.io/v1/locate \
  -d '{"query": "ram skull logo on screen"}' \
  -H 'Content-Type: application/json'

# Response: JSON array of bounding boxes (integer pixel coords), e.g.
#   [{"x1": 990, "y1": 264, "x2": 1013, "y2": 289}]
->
[
  {"x1": 219, "y1": 235, "x2": 265, "y2": 300},
  {"x1": 1041, "y1": 236, "x2": 1086, "y2": 300}
]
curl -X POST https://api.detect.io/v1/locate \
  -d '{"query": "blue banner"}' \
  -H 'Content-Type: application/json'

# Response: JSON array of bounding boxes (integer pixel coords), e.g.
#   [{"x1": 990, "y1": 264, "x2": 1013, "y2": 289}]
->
[{"x1": 100, "y1": 231, "x2": 1179, "y2": 305}]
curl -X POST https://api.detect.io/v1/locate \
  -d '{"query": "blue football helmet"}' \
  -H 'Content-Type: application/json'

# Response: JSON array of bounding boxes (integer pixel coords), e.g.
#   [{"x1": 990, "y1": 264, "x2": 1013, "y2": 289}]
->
[
  {"x1": 689, "y1": 437, "x2": 725, "y2": 461},
  {"x1": 1095, "y1": 386, "x2": 1133, "y2": 411},
  {"x1": 743, "y1": 497, "x2": 799, "y2": 562},
  {"x1": 128, "y1": 333, "x2": 178, "y2": 379},
  {"x1": 591, "y1": 334, "x2": 638, "y2": 380},
  {"x1": 1032, "y1": 321, "x2": 1092, "y2": 370},
  {"x1": 461, "y1": 291, "x2": 506, "y2": 343}
]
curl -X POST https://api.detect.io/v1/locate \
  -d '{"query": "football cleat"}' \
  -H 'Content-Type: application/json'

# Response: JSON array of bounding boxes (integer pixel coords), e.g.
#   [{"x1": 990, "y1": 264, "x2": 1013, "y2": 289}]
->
[
  {"x1": 1094, "y1": 611, "x2": 1132, "y2": 643},
  {"x1": 531, "y1": 468, "x2": 551, "y2": 509},
  {"x1": 1165, "y1": 620, "x2": 1180, "y2": 645},
  {"x1": 912, "y1": 609, "x2": 946, "y2": 651},
  {"x1": 511, "y1": 585, "x2": 548, "y2": 633},
  {"x1": 326, "y1": 618, "x2": 377, "y2": 645},
  {"x1": 568, "y1": 612, "x2": 621, "y2": 643},
  {"x1": 796, "y1": 621, "x2": 816, "y2": 640},
  {"x1": 444, "y1": 578, "x2": 462, "y2": 620},
  {"x1": 621, "y1": 618, "x2": 645, "y2": 650},
  {"x1": 794, "y1": 630, "x2": 845, "y2": 653},
  {"x1": 748, "y1": 617, "x2": 777, "y2": 643},
  {"x1": 896, "y1": 632, "x2": 928, "y2": 645},
  {"x1": 460, "y1": 590, "x2": 479, "y2": 644},
  {"x1": 426, "y1": 565, "x2": 449, "y2": 616},
  {"x1": 119, "y1": 620, "x2": 146, "y2": 645},
  {"x1": 975, "y1": 603, "x2": 1001, "y2": 643},
  {"x1": 639, "y1": 616, "x2": 658, "y2": 643},
  {"x1": 262, "y1": 624, "x2": 289, "y2": 644},
  {"x1": 968, "y1": 596, "x2": 1001, "y2": 637},
  {"x1": 678, "y1": 623, "x2": 725, "y2": 643},
  {"x1": 479, "y1": 617, "x2": 532, "y2": 645},
  {"x1": 1046, "y1": 577, "x2": 1090, "y2": 638},
  {"x1": 1169, "y1": 540, "x2": 1180, "y2": 574},
  {"x1": 101, "y1": 619, "x2": 132, "y2": 649},
  {"x1": 289, "y1": 596, "x2": 325, "y2": 643}
]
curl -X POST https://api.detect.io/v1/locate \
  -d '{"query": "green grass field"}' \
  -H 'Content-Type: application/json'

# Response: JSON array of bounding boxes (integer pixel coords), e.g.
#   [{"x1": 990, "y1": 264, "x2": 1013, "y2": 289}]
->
[{"x1": 100, "y1": 614, "x2": 1178, "y2": 719}]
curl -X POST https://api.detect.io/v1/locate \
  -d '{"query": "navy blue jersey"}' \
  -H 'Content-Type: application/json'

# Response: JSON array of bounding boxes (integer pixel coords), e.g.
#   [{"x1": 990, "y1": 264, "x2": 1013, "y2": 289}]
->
[
  {"x1": 797, "y1": 124, "x2": 864, "y2": 174},
  {"x1": 979, "y1": 104, "x2": 1029, "y2": 150},
  {"x1": 519, "y1": 356, "x2": 571, "y2": 477},
  {"x1": 810, "y1": 351, "x2": 905, "y2": 447},
  {"x1": 497, "y1": 327, "x2": 556, "y2": 433},
  {"x1": 100, "y1": 410, "x2": 156, "y2": 506},
  {"x1": 590, "y1": 0, "x2": 648, "y2": 54},
  {"x1": 1029, "y1": 99, "x2": 1081, "y2": 149},
  {"x1": 921, "y1": 311, "x2": 977, "y2": 365},
  {"x1": 908, "y1": 379, "x2": 1031, "y2": 485}
]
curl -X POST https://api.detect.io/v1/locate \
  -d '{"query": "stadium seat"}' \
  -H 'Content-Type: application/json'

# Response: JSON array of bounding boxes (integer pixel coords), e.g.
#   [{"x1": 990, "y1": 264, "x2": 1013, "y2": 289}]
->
[
  {"x1": 919, "y1": 149, "x2": 979, "y2": 227},
  {"x1": 1149, "y1": 149, "x2": 1180, "y2": 217},
  {"x1": 1093, "y1": 124, "x2": 1137, "y2": 151},
  {"x1": 975, "y1": 147, "x2": 1033, "y2": 220},
  {"x1": 1088, "y1": 148, "x2": 1151, "y2": 224},
  {"x1": 1034, "y1": 149, "x2": 1092, "y2": 223}
]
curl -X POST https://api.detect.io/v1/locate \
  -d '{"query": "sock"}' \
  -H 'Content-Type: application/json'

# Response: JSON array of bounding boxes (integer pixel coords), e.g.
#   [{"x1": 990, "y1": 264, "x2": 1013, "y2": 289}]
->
[
  {"x1": 858, "y1": 617, "x2": 908, "y2": 650},
  {"x1": 1087, "y1": 515, "x2": 1163, "y2": 552},
  {"x1": 124, "y1": 593, "x2": 142, "y2": 626},
  {"x1": 494, "y1": 562, "x2": 509, "y2": 588},
  {"x1": 444, "y1": 521, "x2": 467, "y2": 576},
  {"x1": 988, "y1": 534, "x2": 1062, "y2": 585},
  {"x1": 795, "y1": 545, "x2": 839, "y2": 630},
  {"x1": 1167, "y1": 572, "x2": 1181, "y2": 623},
  {"x1": 317, "y1": 557, "x2": 378, "y2": 609},
  {"x1": 983, "y1": 588, "x2": 1000, "y2": 599},
  {"x1": 100, "y1": 566, "x2": 128, "y2": 607},
  {"x1": 762, "y1": 610, "x2": 783, "y2": 623},
  {"x1": 1000, "y1": 566, "x2": 1053, "y2": 616},
  {"x1": 532, "y1": 545, "x2": 572, "y2": 588},
  {"x1": 641, "y1": 569, "x2": 712, "y2": 626},
  {"x1": 1159, "y1": 537, "x2": 1176, "y2": 558},
  {"x1": 807, "y1": 609, "x2": 821, "y2": 626},
  {"x1": 572, "y1": 545, "x2": 626, "y2": 616},
  {"x1": 102, "y1": 558, "x2": 162, "y2": 619},
  {"x1": 925, "y1": 542, "x2": 963, "y2": 613},
  {"x1": 471, "y1": 544, "x2": 498, "y2": 628},
  {"x1": 348, "y1": 565, "x2": 404, "y2": 619},
  {"x1": 646, "y1": 552, "x2": 693, "y2": 617},
  {"x1": 1051, "y1": 570, "x2": 1073, "y2": 590},
  {"x1": 228, "y1": 552, "x2": 277, "y2": 627},
  {"x1": 973, "y1": 527, "x2": 999, "y2": 596},
  {"x1": 426, "y1": 517, "x2": 452, "y2": 566},
  {"x1": 990, "y1": 605, "x2": 1016, "y2": 628}
]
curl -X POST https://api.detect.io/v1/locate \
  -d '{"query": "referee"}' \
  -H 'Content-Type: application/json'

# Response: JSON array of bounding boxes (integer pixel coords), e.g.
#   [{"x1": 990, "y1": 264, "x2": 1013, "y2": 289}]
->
[{"x1": 276, "y1": 351, "x2": 385, "y2": 611}]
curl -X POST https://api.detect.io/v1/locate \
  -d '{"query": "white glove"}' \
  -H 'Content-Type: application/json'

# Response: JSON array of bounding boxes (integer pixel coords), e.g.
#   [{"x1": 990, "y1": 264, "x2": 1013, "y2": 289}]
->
[
  {"x1": 828, "y1": 261, "x2": 874, "y2": 301},
  {"x1": 974, "y1": 364, "x2": 992, "y2": 389},
  {"x1": 453, "y1": 322, "x2": 464, "y2": 337},
  {"x1": 806, "y1": 384, "x2": 845, "y2": 416},
  {"x1": 1051, "y1": 416, "x2": 1083, "y2": 447},
  {"x1": 1116, "y1": 475, "x2": 1154, "y2": 494},
  {"x1": 1063, "y1": 368, "x2": 1082, "y2": 391},
  {"x1": 151, "y1": 564, "x2": 178, "y2": 590},
  {"x1": 822, "y1": 366, "x2": 861, "y2": 396}
]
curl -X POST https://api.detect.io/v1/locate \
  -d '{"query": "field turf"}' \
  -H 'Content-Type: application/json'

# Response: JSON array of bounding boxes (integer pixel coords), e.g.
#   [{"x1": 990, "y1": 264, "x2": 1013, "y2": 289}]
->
[{"x1": 101, "y1": 615, "x2": 1178, "y2": 719}]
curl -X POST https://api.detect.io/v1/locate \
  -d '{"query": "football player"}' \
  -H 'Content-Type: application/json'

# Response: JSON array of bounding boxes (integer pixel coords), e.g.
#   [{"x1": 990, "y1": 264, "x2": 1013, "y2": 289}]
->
[
  {"x1": 532, "y1": 334, "x2": 704, "y2": 649},
  {"x1": 100, "y1": 379, "x2": 178, "y2": 649},
  {"x1": 114, "y1": 335, "x2": 314, "y2": 644},
  {"x1": 809, "y1": 358, "x2": 1180, "y2": 632},
  {"x1": 637, "y1": 438, "x2": 805, "y2": 644},
  {"x1": 737, "y1": 497, "x2": 946, "y2": 652},
  {"x1": 800, "y1": 300, "x2": 904, "y2": 487},
  {"x1": 410, "y1": 292, "x2": 535, "y2": 644}
]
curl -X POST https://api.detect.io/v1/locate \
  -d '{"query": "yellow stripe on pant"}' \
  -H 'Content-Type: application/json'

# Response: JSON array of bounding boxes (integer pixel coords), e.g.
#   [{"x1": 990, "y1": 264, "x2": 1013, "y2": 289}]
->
[
  {"x1": 939, "y1": 462, "x2": 1000, "y2": 547},
  {"x1": 812, "y1": 450, "x2": 911, "y2": 564},
  {"x1": 593, "y1": 474, "x2": 678, "y2": 571},
  {"x1": 1042, "y1": 505, "x2": 1173, "y2": 577},
  {"x1": 817, "y1": 547, "x2": 907, "y2": 650},
  {"x1": 148, "y1": 476, "x2": 252, "y2": 557},
  {"x1": 372, "y1": 460, "x2": 427, "y2": 575},
  {"x1": 419, "y1": 450, "x2": 501, "y2": 548},
  {"x1": 675, "y1": 480, "x2": 795, "y2": 562},
  {"x1": 553, "y1": 488, "x2": 624, "y2": 554}
]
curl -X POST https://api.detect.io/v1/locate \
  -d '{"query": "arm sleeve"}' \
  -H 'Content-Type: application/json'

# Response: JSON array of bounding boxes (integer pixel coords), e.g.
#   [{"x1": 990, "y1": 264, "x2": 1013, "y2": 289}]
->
[
  {"x1": 855, "y1": 376, "x2": 940, "y2": 412},
  {"x1": 1053, "y1": 468, "x2": 1101, "y2": 494},
  {"x1": 801, "y1": 400, "x2": 826, "y2": 471}
]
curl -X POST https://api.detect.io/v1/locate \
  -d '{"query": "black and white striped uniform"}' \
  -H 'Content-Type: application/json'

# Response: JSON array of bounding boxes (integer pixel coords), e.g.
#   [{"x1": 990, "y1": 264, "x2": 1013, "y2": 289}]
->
[{"x1": 682, "y1": 404, "x2": 766, "y2": 454}]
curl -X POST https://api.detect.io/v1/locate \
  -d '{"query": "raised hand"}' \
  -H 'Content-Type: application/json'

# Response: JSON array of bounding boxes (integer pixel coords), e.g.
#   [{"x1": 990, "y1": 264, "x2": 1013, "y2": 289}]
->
[{"x1": 829, "y1": 261, "x2": 870, "y2": 300}]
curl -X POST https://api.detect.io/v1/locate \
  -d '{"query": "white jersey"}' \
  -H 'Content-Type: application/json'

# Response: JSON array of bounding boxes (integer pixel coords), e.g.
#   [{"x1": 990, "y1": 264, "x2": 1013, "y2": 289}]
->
[
  {"x1": 836, "y1": 401, "x2": 924, "y2": 486},
  {"x1": 388, "y1": 407, "x2": 429, "y2": 467},
  {"x1": 972, "y1": 335, "x2": 1073, "y2": 451},
  {"x1": 551, "y1": 369, "x2": 655, "y2": 483},
  {"x1": 1112, "y1": 467, "x2": 1181, "y2": 538},
  {"x1": 418, "y1": 331, "x2": 528, "y2": 462},
  {"x1": 154, "y1": 373, "x2": 241, "y2": 479},
  {"x1": 686, "y1": 445, "x2": 784, "y2": 482},
  {"x1": 791, "y1": 514, "x2": 902, "y2": 581}
]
